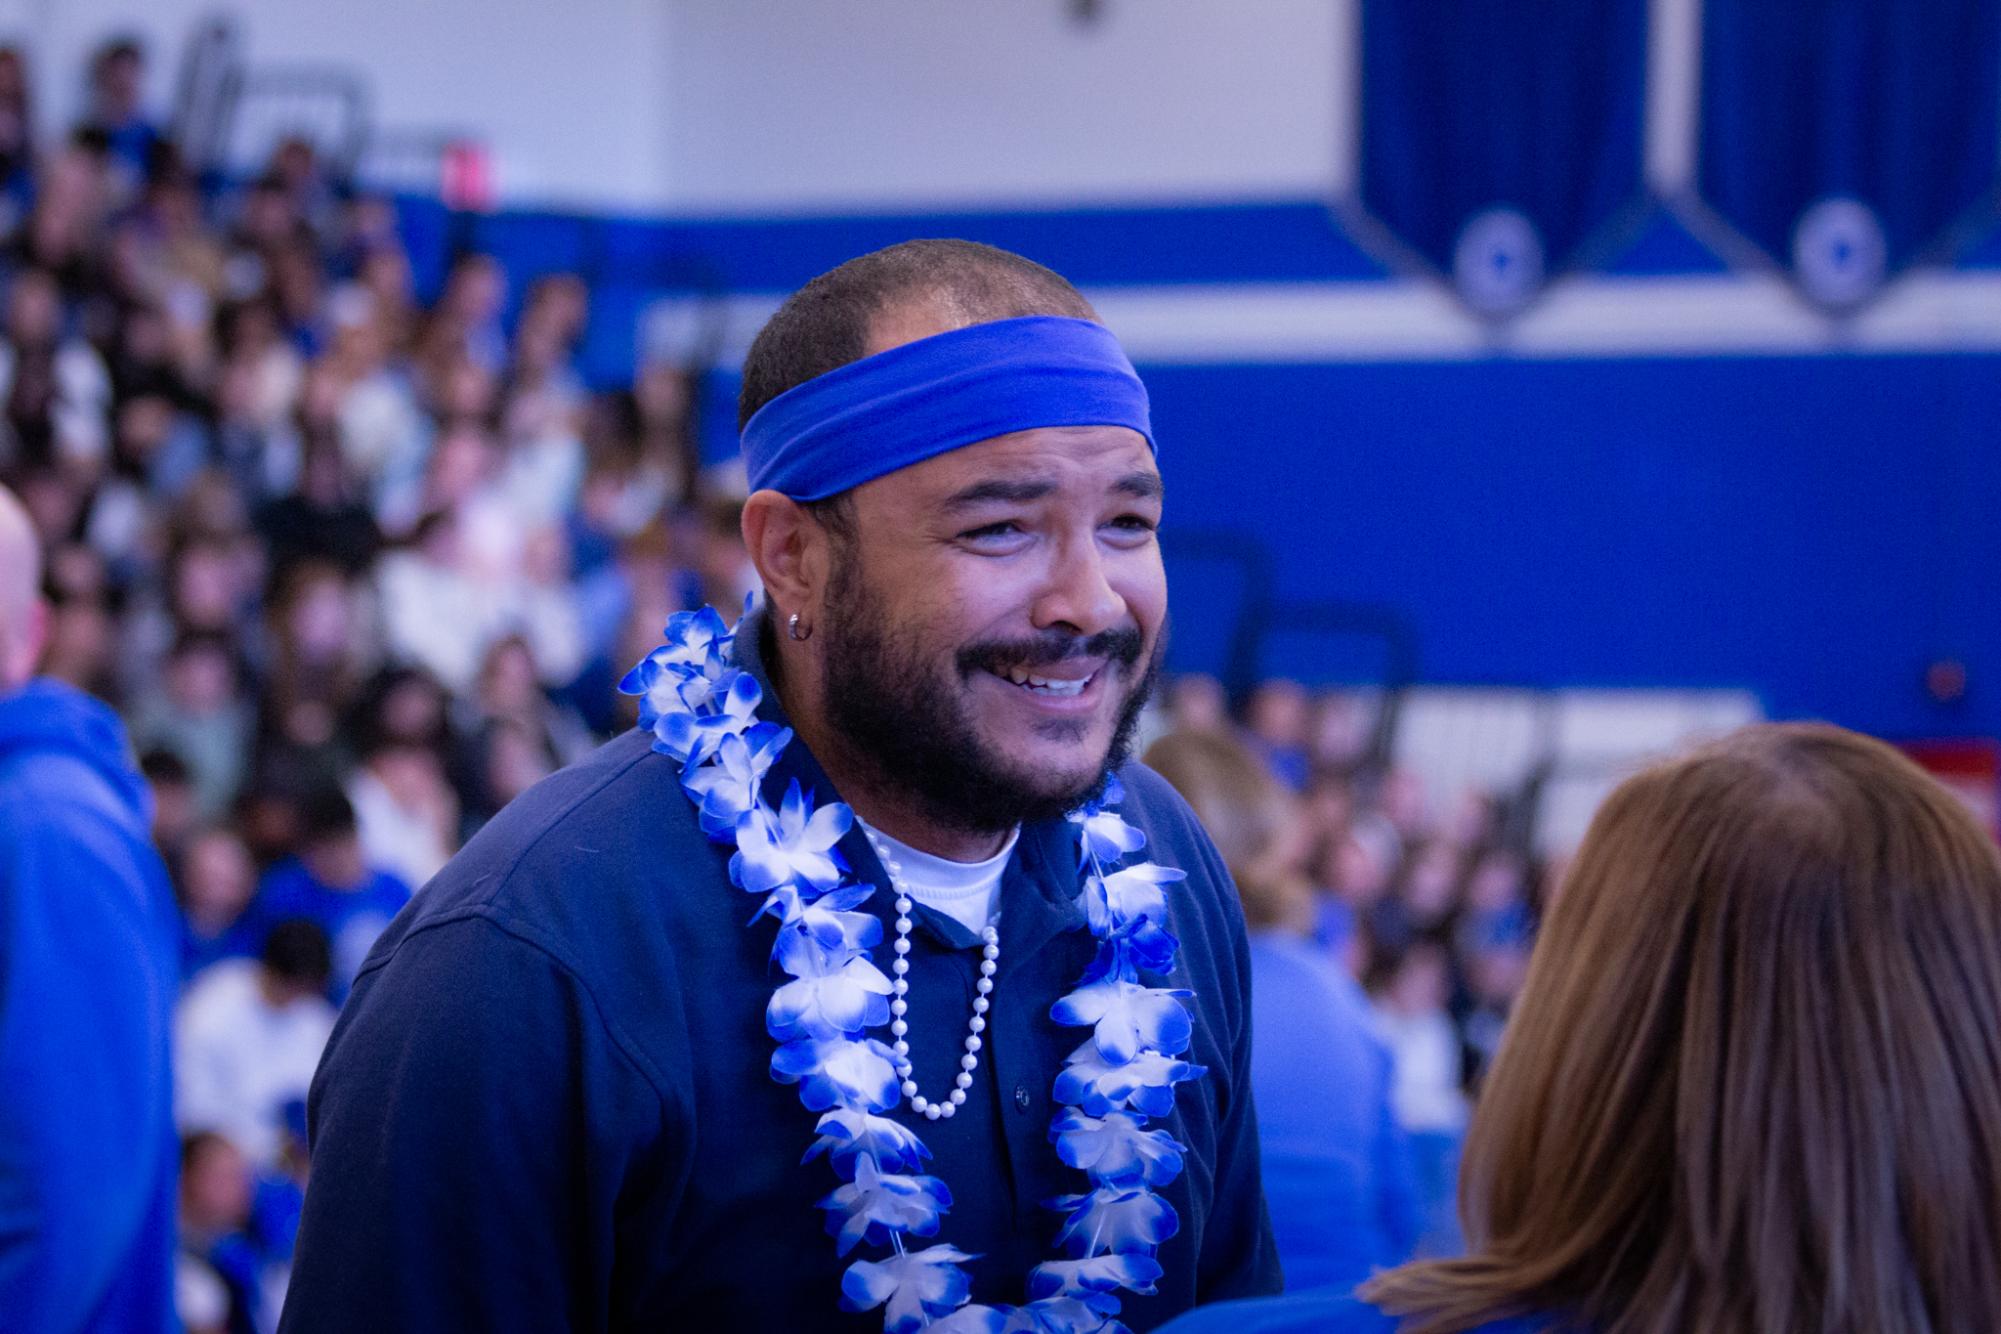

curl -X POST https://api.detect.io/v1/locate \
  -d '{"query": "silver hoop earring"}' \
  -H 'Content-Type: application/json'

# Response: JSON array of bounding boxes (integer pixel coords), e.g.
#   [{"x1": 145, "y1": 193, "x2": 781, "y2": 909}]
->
[{"x1": 787, "y1": 612, "x2": 811, "y2": 642}]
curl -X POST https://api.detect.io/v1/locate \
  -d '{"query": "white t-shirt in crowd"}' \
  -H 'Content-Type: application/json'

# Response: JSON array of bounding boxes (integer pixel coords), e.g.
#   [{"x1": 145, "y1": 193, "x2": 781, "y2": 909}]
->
[
  {"x1": 859, "y1": 821, "x2": 1019, "y2": 937},
  {"x1": 1372, "y1": 1005, "x2": 1470, "y2": 1135},
  {"x1": 174, "y1": 959, "x2": 337, "y2": 1166}
]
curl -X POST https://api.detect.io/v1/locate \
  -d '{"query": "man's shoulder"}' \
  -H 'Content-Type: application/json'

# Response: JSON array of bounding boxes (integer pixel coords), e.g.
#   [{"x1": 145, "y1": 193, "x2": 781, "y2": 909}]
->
[
  {"x1": 0, "y1": 751, "x2": 125, "y2": 842},
  {"x1": 322, "y1": 733, "x2": 715, "y2": 1114},
  {"x1": 0, "y1": 747, "x2": 164, "y2": 909},
  {"x1": 390, "y1": 728, "x2": 714, "y2": 946}
]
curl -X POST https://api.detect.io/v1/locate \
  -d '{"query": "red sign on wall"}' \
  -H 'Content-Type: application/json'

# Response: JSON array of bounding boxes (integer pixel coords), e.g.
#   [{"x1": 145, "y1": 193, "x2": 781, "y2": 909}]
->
[
  {"x1": 441, "y1": 140, "x2": 495, "y2": 213},
  {"x1": 1904, "y1": 739, "x2": 2000, "y2": 839}
]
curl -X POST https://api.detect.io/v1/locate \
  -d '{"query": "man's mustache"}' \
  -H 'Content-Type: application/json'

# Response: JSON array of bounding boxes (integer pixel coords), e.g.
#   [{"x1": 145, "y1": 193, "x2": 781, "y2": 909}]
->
[{"x1": 958, "y1": 626, "x2": 1145, "y2": 677}]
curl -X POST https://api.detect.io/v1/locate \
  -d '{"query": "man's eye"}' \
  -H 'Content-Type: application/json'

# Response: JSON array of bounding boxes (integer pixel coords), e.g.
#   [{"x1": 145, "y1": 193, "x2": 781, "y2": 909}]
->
[
  {"x1": 1107, "y1": 515, "x2": 1157, "y2": 534},
  {"x1": 961, "y1": 522, "x2": 1022, "y2": 541}
]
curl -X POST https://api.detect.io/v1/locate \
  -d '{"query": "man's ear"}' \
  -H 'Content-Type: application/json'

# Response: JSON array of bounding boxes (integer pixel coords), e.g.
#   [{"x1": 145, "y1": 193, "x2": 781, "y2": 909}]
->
[{"x1": 741, "y1": 491, "x2": 826, "y2": 624}]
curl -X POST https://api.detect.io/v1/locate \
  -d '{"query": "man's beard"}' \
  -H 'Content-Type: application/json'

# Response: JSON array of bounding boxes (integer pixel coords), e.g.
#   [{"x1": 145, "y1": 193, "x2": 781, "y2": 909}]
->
[{"x1": 817, "y1": 560, "x2": 1160, "y2": 836}]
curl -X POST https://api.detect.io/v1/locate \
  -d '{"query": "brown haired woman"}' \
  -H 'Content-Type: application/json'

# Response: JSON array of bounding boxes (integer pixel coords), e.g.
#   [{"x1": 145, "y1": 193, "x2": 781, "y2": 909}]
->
[{"x1": 1159, "y1": 722, "x2": 2001, "y2": 1333}]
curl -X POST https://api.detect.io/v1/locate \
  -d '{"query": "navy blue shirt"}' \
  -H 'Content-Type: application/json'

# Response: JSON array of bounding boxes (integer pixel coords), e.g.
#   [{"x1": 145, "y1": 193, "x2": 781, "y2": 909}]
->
[{"x1": 281, "y1": 618, "x2": 1280, "y2": 1331}]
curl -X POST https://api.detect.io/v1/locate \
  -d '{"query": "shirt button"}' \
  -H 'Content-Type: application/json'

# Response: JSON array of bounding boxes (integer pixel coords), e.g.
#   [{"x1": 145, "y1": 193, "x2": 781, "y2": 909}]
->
[{"x1": 1014, "y1": 1085, "x2": 1032, "y2": 1113}]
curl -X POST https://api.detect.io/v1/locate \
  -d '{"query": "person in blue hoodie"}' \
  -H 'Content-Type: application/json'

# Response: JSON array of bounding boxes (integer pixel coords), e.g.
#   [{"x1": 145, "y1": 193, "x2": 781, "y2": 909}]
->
[{"x1": 0, "y1": 483, "x2": 180, "y2": 1332}]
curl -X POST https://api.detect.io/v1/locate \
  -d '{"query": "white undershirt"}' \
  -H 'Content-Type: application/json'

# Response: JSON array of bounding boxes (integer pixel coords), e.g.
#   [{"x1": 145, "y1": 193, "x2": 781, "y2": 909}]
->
[{"x1": 859, "y1": 820, "x2": 1020, "y2": 936}]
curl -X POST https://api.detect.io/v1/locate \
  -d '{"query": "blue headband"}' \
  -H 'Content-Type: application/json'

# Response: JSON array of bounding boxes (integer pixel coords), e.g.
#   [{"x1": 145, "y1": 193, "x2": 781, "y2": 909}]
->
[{"x1": 741, "y1": 315, "x2": 1154, "y2": 501}]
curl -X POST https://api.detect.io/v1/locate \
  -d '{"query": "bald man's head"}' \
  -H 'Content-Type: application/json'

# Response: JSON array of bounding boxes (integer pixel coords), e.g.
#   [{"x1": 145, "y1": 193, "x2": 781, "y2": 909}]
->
[{"x1": 0, "y1": 483, "x2": 46, "y2": 691}]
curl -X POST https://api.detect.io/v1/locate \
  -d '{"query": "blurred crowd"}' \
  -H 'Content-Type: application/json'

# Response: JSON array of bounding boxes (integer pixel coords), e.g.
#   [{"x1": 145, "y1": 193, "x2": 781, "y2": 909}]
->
[
  {"x1": 1162, "y1": 676, "x2": 1545, "y2": 1081},
  {"x1": 1148, "y1": 676, "x2": 1549, "y2": 1267},
  {"x1": 0, "y1": 35, "x2": 750, "y2": 1334},
  {"x1": 0, "y1": 34, "x2": 1551, "y2": 1329}
]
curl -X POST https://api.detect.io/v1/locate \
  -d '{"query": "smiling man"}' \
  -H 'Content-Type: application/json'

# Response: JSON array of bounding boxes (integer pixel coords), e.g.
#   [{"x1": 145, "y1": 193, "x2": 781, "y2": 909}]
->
[{"x1": 281, "y1": 240, "x2": 1279, "y2": 1333}]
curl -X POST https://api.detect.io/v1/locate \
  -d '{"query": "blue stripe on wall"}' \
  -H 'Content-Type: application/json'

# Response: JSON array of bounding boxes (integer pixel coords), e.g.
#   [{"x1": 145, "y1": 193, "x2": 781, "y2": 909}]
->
[
  {"x1": 411, "y1": 198, "x2": 1393, "y2": 301},
  {"x1": 402, "y1": 196, "x2": 2001, "y2": 303},
  {"x1": 1139, "y1": 353, "x2": 2001, "y2": 740}
]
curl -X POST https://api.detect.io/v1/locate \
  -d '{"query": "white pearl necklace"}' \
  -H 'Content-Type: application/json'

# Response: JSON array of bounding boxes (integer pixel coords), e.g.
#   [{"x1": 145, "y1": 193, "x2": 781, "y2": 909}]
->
[{"x1": 863, "y1": 827, "x2": 1001, "y2": 1123}]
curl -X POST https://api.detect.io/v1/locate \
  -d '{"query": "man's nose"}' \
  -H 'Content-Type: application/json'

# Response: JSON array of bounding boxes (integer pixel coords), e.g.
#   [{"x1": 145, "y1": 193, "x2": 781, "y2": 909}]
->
[{"x1": 1031, "y1": 537, "x2": 1125, "y2": 639}]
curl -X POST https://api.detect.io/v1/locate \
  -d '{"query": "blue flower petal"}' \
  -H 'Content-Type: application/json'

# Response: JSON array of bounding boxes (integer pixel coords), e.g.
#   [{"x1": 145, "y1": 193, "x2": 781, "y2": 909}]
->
[
  {"x1": 768, "y1": 956, "x2": 894, "y2": 1040},
  {"x1": 1049, "y1": 980, "x2": 1195, "y2": 1063},
  {"x1": 926, "y1": 1304, "x2": 1013, "y2": 1333},
  {"x1": 731, "y1": 785, "x2": 851, "y2": 896},
  {"x1": 1049, "y1": 1108, "x2": 1186, "y2": 1189},
  {"x1": 772, "y1": 1036, "x2": 901, "y2": 1113},
  {"x1": 841, "y1": 1245, "x2": 977, "y2": 1332},
  {"x1": 683, "y1": 724, "x2": 792, "y2": 840},
  {"x1": 1028, "y1": 1253, "x2": 1164, "y2": 1300},
  {"x1": 798, "y1": 884, "x2": 883, "y2": 952},
  {"x1": 1004, "y1": 1294, "x2": 1127, "y2": 1334},
  {"x1": 1079, "y1": 928, "x2": 1181, "y2": 986},
  {"x1": 1071, "y1": 808, "x2": 1148, "y2": 870},
  {"x1": 1054, "y1": 1039, "x2": 1206, "y2": 1118},
  {"x1": 818, "y1": 1157, "x2": 953, "y2": 1255},
  {"x1": 1049, "y1": 1185, "x2": 1179, "y2": 1257},
  {"x1": 803, "y1": 1108, "x2": 933, "y2": 1175},
  {"x1": 1082, "y1": 863, "x2": 1186, "y2": 943}
]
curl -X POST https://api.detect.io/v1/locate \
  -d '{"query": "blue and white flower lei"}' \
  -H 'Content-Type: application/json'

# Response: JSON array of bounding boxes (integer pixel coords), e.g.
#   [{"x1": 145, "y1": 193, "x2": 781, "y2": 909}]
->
[{"x1": 620, "y1": 605, "x2": 1207, "y2": 1334}]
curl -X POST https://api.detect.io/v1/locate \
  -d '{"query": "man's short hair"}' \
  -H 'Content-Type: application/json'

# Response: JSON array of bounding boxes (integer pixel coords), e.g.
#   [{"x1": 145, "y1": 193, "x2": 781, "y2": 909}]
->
[
  {"x1": 261, "y1": 918, "x2": 333, "y2": 991},
  {"x1": 736, "y1": 239, "x2": 1097, "y2": 431}
]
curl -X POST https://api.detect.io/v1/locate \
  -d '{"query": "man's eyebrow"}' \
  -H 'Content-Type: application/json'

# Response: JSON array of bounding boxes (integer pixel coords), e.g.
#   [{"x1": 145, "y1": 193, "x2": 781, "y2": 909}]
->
[
  {"x1": 1113, "y1": 471, "x2": 1165, "y2": 501},
  {"x1": 942, "y1": 478, "x2": 1059, "y2": 509},
  {"x1": 940, "y1": 471, "x2": 1164, "y2": 510}
]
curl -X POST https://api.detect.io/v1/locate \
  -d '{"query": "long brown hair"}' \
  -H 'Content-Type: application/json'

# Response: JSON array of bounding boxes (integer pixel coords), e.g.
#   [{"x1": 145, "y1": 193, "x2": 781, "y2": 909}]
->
[{"x1": 1365, "y1": 723, "x2": 2001, "y2": 1332}]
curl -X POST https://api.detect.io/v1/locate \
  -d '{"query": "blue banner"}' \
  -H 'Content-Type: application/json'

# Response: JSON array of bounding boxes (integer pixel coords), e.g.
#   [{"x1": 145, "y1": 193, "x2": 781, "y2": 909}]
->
[
  {"x1": 1697, "y1": 0, "x2": 2001, "y2": 305},
  {"x1": 1357, "y1": 0, "x2": 1649, "y2": 315}
]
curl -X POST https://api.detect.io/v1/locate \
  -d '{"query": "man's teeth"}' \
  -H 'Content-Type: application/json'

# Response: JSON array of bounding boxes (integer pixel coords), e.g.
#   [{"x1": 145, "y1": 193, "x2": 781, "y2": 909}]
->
[{"x1": 999, "y1": 666, "x2": 1092, "y2": 696}]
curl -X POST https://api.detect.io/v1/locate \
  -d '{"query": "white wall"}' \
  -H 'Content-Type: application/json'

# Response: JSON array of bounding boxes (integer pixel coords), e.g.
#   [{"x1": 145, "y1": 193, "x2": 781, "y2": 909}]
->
[
  {"x1": 0, "y1": 0, "x2": 1345, "y2": 214},
  {"x1": 0, "y1": 0, "x2": 674, "y2": 209},
  {"x1": 661, "y1": 0, "x2": 1344, "y2": 213}
]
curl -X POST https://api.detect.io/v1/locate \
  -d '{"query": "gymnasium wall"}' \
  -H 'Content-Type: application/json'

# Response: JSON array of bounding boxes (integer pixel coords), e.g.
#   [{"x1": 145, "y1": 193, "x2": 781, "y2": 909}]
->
[{"x1": 7, "y1": 1, "x2": 2000, "y2": 740}]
